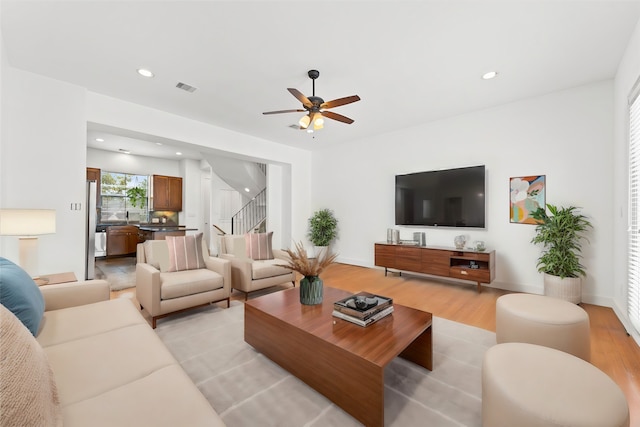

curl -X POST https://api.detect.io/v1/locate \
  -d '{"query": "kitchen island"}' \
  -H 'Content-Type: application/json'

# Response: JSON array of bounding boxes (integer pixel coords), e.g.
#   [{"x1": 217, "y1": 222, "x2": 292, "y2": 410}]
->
[{"x1": 138, "y1": 225, "x2": 197, "y2": 241}]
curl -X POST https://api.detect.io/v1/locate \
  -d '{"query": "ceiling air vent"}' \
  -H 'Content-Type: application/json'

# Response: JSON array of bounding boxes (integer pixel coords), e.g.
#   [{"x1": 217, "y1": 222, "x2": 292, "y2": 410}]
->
[{"x1": 176, "y1": 82, "x2": 197, "y2": 93}]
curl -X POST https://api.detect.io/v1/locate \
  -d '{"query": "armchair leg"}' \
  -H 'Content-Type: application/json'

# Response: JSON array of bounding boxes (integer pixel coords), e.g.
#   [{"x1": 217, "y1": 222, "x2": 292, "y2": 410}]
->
[
  {"x1": 292, "y1": 280, "x2": 296, "y2": 287},
  {"x1": 152, "y1": 317, "x2": 157, "y2": 329},
  {"x1": 226, "y1": 298, "x2": 230, "y2": 308}
]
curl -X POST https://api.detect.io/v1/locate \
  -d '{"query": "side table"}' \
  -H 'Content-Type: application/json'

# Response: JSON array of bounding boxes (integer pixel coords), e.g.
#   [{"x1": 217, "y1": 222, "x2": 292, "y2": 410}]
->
[{"x1": 35, "y1": 272, "x2": 77, "y2": 286}]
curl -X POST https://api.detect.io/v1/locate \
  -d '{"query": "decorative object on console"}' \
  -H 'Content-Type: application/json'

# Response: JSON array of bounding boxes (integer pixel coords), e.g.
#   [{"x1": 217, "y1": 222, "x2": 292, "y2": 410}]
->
[
  {"x1": 0, "y1": 209, "x2": 56, "y2": 277},
  {"x1": 279, "y1": 241, "x2": 338, "y2": 305},
  {"x1": 474, "y1": 240, "x2": 486, "y2": 251},
  {"x1": 510, "y1": 175, "x2": 545, "y2": 224},
  {"x1": 530, "y1": 204, "x2": 592, "y2": 303},
  {"x1": 454, "y1": 235, "x2": 467, "y2": 249}
]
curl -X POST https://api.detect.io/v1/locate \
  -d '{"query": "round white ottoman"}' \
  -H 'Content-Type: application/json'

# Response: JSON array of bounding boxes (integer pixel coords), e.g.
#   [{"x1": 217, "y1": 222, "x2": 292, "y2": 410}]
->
[
  {"x1": 482, "y1": 343, "x2": 629, "y2": 427},
  {"x1": 496, "y1": 293, "x2": 591, "y2": 361}
]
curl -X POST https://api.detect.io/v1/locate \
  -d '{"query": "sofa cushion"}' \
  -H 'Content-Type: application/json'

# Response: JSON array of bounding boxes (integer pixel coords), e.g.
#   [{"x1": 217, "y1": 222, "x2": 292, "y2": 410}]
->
[
  {"x1": 246, "y1": 231, "x2": 274, "y2": 260},
  {"x1": 0, "y1": 304, "x2": 62, "y2": 426},
  {"x1": 166, "y1": 233, "x2": 206, "y2": 272},
  {"x1": 44, "y1": 323, "x2": 177, "y2": 406},
  {"x1": 143, "y1": 240, "x2": 169, "y2": 271},
  {"x1": 160, "y1": 269, "x2": 224, "y2": 300},
  {"x1": 61, "y1": 365, "x2": 224, "y2": 427},
  {"x1": 252, "y1": 258, "x2": 292, "y2": 280},
  {"x1": 222, "y1": 234, "x2": 247, "y2": 258},
  {"x1": 37, "y1": 298, "x2": 146, "y2": 348},
  {"x1": 0, "y1": 257, "x2": 45, "y2": 336}
]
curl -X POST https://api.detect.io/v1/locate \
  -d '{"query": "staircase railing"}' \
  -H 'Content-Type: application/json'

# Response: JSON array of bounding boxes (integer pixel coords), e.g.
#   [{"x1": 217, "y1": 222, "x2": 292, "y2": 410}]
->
[{"x1": 231, "y1": 189, "x2": 266, "y2": 234}]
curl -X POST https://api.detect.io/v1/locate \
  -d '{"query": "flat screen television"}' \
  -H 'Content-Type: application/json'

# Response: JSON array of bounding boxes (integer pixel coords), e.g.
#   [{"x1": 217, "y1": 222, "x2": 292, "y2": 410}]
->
[{"x1": 395, "y1": 165, "x2": 486, "y2": 228}]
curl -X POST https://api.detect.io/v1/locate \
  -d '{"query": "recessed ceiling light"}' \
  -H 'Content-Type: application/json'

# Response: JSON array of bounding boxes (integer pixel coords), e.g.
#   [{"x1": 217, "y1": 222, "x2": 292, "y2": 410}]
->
[
  {"x1": 118, "y1": 149, "x2": 131, "y2": 154},
  {"x1": 137, "y1": 68, "x2": 154, "y2": 78},
  {"x1": 156, "y1": 142, "x2": 163, "y2": 146},
  {"x1": 482, "y1": 71, "x2": 498, "y2": 80},
  {"x1": 95, "y1": 138, "x2": 104, "y2": 142},
  {"x1": 176, "y1": 152, "x2": 182, "y2": 156},
  {"x1": 244, "y1": 188, "x2": 250, "y2": 193}
]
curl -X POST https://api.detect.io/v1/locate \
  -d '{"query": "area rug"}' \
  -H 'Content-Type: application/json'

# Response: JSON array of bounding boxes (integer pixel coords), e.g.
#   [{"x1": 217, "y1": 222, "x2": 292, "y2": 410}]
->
[{"x1": 155, "y1": 301, "x2": 496, "y2": 427}]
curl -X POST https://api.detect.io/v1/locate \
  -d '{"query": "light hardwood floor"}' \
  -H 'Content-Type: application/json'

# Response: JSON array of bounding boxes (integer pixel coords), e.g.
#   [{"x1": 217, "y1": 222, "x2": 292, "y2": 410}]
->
[{"x1": 107, "y1": 259, "x2": 640, "y2": 425}]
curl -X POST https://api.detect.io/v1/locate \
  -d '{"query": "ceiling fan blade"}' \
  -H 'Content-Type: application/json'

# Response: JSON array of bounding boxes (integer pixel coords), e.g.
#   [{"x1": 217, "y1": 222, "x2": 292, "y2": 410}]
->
[
  {"x1": 262, "y1": 109, "x2": 306, "y2": 115},
  {"x1": 322, "y1": 110, "x2": 355, "y2": 124},
  {"x1": 320, "y1": 95, "x2": 360, "y2": 109},
  {"x1": 288, "y1": 88, "x2": 313, "y2": 108}
]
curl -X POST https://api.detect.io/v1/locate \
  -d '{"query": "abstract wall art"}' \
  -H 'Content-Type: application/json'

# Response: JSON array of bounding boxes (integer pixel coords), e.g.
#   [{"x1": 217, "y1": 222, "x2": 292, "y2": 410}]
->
[{"x1": 510, "y1": 175, "x2": 546, "y2": 224}]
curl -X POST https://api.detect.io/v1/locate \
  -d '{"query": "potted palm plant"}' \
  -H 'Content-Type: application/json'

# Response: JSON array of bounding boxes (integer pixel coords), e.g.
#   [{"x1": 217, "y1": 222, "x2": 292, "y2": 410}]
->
[
  {"x1": 530, "y1": 204, "x2": 592, "y2": 303},
  {"x1": 308, "y1": 208, "x2": 338, "y2": 258}
]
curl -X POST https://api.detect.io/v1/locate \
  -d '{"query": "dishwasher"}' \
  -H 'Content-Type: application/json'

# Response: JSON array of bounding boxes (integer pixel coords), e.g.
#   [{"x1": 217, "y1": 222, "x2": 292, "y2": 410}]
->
[{"x1": 95, "y1": 230, "x2": 107, "y2": 257}]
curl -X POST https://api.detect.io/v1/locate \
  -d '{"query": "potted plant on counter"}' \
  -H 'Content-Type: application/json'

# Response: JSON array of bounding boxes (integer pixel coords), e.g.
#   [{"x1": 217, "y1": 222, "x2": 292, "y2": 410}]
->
[
  {"x1": 531, "y1": 204, "x2": 593, "y2": 303},
  {"x1": 308, "y1": 208, "x2": 338, "y2": 258}
]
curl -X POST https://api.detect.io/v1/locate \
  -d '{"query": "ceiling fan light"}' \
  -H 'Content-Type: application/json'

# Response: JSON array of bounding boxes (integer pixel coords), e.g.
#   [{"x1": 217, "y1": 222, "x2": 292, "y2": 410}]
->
[
  {"x1": 299, "y1": 115, "x2": 310, "y2": 129},
  {"x1": 313, "y1": 114, "x2": 324, "y2": 130}
]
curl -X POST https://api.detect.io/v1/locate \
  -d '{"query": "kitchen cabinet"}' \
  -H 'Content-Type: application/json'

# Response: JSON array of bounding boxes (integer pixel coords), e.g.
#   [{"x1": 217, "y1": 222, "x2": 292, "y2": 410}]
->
[
  {"x1": 106, "y1": 225, "x2": 140, "y2": 256},
  {"x1": 153, "y1": 175, "x2": 183, "y2": 211}
]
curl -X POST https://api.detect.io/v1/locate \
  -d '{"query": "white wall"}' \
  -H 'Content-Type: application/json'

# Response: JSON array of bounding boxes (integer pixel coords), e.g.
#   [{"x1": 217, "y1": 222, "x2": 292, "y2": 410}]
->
[
  {"x1": 86, "y1": 92, "x2": 312, "y2": 248},
  {"x1": 313, "y1": 81, "x2": 614, "y2": 305},
  {"x1": 0, "y1": 67, "x2": 88, "y2": 278},
  {"x1": 613, "y1": 18, "x2": 640, "y2": 340},
  {"x1": 87, "y1": 147, "x2": 180, "y2": 177}
]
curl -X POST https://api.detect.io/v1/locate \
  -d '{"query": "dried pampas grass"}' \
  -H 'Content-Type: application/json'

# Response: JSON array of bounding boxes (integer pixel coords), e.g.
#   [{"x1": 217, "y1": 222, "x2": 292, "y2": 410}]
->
[{"x1": 278, "y1": 241, "x2": 337, "y2": 277}]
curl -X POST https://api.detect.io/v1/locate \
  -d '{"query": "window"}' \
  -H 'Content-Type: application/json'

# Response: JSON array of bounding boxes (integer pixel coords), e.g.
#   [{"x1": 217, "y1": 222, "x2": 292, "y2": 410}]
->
[
  {"x1": 628, "y1": 76, "x2": 640, "y2": 332},
  {"x1": 100, "y1": 171, "x2": 150, "y2": 223}
]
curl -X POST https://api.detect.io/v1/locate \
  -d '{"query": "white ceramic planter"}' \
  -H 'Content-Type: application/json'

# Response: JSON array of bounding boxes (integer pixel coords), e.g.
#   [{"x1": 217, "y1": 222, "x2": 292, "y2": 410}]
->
[{"x1": 543, "y1": 273, "x2": 582, "y2": 304}]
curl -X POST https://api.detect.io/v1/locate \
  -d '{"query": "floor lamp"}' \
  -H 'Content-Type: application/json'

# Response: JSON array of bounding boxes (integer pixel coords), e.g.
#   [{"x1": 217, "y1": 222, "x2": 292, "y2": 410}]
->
[{"x1": 0, "y1": 209, "x2": 56, "y2": 277}]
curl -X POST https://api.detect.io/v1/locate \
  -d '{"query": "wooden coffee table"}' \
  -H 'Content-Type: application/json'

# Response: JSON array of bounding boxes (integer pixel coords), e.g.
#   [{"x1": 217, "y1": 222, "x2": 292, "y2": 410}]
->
[{"x1": 244, "y1": 286, "x2": 432, "y2": 427}]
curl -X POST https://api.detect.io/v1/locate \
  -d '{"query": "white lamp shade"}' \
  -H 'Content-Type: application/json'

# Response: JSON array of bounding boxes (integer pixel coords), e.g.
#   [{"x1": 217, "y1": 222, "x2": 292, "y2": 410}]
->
[
  {"x1": 298, "y1": 115, "x2": 311, "y2": 129},
  {"x1": 0, "y1": 209, "x2": 56, "y2": 236}
]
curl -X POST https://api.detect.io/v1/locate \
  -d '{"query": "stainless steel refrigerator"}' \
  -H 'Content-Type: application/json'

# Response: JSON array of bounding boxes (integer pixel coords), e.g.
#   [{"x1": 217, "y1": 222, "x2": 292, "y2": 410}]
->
[{"x1": 85, "y1": 180, "x2": 97, "y2": 280}]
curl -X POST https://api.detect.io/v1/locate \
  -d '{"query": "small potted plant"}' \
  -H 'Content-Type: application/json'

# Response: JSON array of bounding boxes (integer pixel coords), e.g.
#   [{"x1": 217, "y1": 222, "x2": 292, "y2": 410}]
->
[
  {"x1": 308, "y1": 208, "x2": 338, "y2": 258},
  {"x1": 279, "y1": 241, "x2": 338, "y2": 305},
  {"x1": 530, "y1": 204, "x2": 593, "y2": 303}
]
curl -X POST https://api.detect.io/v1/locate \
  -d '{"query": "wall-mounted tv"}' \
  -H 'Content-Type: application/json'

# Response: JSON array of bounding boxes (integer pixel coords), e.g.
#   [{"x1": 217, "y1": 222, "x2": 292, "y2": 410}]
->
[{"x1": 395, "y1": 165, "x2": 486, "y2": 228}]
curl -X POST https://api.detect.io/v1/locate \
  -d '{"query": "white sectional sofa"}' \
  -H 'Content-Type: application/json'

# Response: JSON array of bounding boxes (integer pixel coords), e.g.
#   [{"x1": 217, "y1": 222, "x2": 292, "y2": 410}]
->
[{"x1": 1, "y1": 277, "x2": 225, "y2": 427}]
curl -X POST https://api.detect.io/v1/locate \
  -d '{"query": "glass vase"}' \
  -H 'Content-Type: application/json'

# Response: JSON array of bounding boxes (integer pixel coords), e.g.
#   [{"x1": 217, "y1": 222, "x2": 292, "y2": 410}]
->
[{"x1": 300, "y1": 276, "x2": 323, "y2": 305}]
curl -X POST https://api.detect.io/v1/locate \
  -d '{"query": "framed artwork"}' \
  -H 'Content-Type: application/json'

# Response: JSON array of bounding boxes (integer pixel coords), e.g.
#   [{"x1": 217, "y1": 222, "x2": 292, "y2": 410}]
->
[{"x1": 510, "y1": 175, "x2": 545, "y2": 224}]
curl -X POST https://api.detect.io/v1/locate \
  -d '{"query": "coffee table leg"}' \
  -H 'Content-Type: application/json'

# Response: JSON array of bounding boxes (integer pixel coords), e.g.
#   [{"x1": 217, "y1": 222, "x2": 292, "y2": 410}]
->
[{"x1": 399, "y1": 325, "x2": 432, "y2": 370}]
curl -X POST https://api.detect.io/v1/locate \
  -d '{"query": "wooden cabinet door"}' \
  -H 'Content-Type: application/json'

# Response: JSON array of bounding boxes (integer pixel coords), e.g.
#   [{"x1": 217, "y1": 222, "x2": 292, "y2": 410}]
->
[
  {"x1": 106, "y1": 226, "x2": 139, "y2": 256},
  {"x1": 168, "y1": 176, "x2": 183, "y2": 211},
  {"x1": 374, "y1": 244, "x2": 396, "y2": 268},
  {"x1": 420, "y1": 249, "x2": 452, "y2": 276},
  {"x1": 153, "y1": 175, "x2": 183, "y2": 211},
  {"x1": 153, "y1": 175, "x2": 170, "y2": 210},
  {"x1": 395, "y1": 246, "x2": 421, "y2": 271}
]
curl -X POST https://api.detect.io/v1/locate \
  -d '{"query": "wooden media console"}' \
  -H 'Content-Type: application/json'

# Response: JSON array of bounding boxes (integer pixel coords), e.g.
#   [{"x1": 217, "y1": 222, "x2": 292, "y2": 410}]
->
[{"x1": 374, "y1": 242, "x2": 495, "y2": 292}]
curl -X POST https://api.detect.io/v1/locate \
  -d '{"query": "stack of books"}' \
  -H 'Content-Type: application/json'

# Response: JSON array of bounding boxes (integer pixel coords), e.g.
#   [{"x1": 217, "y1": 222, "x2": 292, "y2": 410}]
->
[{"x1": 332, "y1": 292, "x2": 394, "y2": 327}]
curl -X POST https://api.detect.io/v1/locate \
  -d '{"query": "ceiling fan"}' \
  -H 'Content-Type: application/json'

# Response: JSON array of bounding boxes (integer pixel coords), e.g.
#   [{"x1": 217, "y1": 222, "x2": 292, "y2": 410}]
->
[{"x1": 263, "y1": 69, "x2": 360, "y2": 131}]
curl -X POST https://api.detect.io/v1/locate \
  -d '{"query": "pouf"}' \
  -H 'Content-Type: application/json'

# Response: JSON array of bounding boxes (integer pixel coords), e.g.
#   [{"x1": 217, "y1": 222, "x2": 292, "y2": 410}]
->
[
  {"x1": 482, "y1": 343, "x2": 629, "y2": 427},
  {"x1": 496, "y1": 293, "x2": 591, "y2": 361}
]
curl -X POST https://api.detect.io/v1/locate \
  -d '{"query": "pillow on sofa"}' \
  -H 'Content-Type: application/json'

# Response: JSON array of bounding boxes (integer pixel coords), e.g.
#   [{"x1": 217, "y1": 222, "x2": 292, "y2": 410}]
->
[
  {"x1": 246, "y1": 232, "x2": 274, "y2": 260},
  {"x1": 0, "y1": 257, "x2": 45, "y2": 336},
  {"x1": 165, "y1": 233, "x2": 206, "y2": 272},
  {"x1": 0, "y1": 304, "x2": 62, "y2": 426},
  {"x1": 143, "y1": 240, "x2": 170, "y2": 271}
]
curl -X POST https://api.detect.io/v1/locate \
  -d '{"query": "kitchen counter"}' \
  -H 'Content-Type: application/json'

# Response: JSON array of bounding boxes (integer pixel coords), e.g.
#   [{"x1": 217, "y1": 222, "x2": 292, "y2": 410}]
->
[{"x1": 138, "y1": 225, "x2": 197, "y2": 232}]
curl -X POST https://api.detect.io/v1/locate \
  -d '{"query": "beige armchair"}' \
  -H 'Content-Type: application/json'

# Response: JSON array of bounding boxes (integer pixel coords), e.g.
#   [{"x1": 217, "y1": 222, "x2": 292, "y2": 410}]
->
[
  {"x1": 219, "y1": 233, "x2": 295, "y2": 300},
  {"x1": 136, "y1": 238, "x2": 231, "y2": 328}
]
